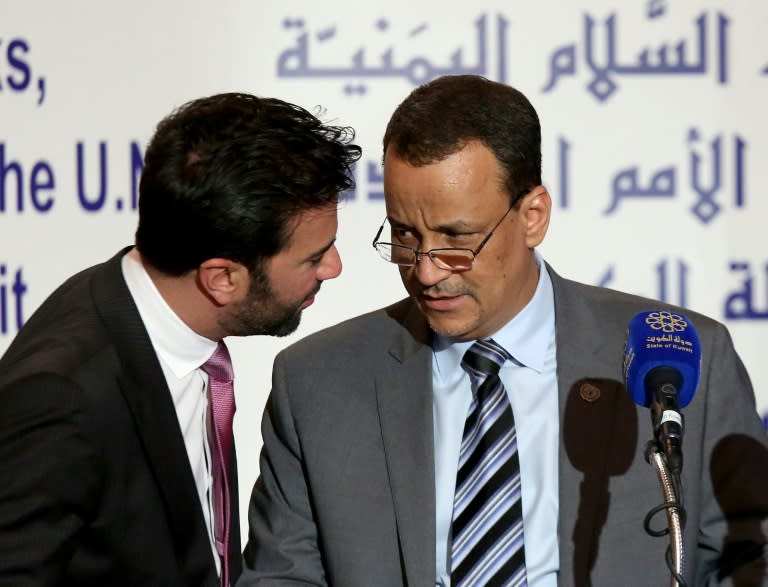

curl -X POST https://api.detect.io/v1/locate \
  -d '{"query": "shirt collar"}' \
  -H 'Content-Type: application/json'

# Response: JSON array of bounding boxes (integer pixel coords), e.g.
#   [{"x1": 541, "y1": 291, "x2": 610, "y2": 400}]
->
[
  {"x1": 121, "y1": 249, "x2": 218, "y2": 378},
  {"x1": 433, "y1": 252, "x2": 555, "y2": 374}
]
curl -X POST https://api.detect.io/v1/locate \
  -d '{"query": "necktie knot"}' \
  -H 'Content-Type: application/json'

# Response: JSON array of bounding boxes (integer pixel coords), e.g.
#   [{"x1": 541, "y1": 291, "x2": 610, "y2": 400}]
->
[
  {"x1": 461, "y1": 338, "x2": 511, "y2": 378},
  {"x1": 202, "y1": 341, "x2": 234, "y2": 383},
  {"x1": 202, "y1": 340, "x2": 236, "y2": 448}
]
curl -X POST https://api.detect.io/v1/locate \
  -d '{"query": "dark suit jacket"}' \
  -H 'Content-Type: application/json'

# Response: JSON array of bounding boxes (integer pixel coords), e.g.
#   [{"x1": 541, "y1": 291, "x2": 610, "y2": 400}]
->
[
  {"x1": 240, "y1": 265, "x2": 768, "y2": 586},
  {"x1": 0, "y1": 249, "x2": 242, "y2": 586}
]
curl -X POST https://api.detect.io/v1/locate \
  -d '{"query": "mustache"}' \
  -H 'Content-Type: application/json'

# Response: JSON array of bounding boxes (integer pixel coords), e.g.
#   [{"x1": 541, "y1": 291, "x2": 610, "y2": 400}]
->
[{"x1": 417, "y1": 283, "x2": 473, "y2": 298}]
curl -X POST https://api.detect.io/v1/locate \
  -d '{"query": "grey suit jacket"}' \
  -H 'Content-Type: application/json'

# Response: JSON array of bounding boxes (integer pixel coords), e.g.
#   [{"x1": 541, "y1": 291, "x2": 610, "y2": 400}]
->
[{"x1": 241, "y1": 266, "x2": 768, "y2": 586}]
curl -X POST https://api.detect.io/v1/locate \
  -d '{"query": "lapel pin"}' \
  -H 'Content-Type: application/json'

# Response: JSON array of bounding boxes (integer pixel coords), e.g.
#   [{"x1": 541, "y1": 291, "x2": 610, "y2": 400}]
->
[{"x1": 579, "y1": 382, "x2": 601, "y2": 403}]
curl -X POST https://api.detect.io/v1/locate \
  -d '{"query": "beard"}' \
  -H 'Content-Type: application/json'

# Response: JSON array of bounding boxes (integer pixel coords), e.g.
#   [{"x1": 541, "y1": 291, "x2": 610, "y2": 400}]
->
[{"x1": 218, "y1": 268, "x2": 314, "y2": 337}]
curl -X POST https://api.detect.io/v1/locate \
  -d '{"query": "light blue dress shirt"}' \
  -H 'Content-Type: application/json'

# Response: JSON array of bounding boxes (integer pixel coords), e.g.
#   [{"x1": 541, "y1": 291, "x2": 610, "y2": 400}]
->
[{"x1": 433, "y1": 256, "x2": 559, "y2": 586}]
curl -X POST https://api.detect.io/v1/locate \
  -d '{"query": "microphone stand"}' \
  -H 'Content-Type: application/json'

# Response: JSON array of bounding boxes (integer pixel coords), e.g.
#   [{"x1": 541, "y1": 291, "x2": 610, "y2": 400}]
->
[{"x1": 644, "y1": 441, "x2": 686, "y2": 587}]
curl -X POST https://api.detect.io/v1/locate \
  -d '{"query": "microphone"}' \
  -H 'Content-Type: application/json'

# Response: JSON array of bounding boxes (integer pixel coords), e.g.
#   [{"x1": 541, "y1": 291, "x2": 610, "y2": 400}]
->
[{"x1": 623, "y1": 310, "x2": 701, "y2": 475}]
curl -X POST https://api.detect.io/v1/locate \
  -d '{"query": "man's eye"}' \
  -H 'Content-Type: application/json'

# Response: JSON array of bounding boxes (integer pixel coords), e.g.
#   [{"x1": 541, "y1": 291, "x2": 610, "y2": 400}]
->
[{"x1": 444, "y1": 230, "x2": 476, "y2": 241}]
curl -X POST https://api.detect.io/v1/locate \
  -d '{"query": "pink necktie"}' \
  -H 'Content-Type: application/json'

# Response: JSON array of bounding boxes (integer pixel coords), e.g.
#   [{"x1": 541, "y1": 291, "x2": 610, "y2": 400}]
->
[{"x1": 202, "y1": 341, "x2": 236, "y2": 587}]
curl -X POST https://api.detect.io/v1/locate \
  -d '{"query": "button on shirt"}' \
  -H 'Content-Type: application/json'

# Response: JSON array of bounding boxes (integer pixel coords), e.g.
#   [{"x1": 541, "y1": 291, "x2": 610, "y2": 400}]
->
[
  {"x1": 433, "y1": 256, "x2": 559, "y2": 586},
  {"x1": 122, "y1": 250, "x2": 222, "y2": 574}
]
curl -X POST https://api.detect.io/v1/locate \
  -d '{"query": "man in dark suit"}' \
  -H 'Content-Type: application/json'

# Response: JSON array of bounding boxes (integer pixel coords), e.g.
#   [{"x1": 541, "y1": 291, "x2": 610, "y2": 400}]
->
[
  {"x1": 0, "y1": 93, "x2": 360, "y2": 586},
  {"x1": 239, "y1": 76, "x2": 768, "y2": 586}
]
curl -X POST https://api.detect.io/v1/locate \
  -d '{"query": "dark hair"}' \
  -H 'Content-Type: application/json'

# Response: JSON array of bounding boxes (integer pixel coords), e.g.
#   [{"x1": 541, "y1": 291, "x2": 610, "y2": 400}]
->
[
  {"x1": 383, "y1": 75, "x2": 541, "y2": 205},
  {"x1": 136, "y1": 92, "x2": 361, "y2": 275}
]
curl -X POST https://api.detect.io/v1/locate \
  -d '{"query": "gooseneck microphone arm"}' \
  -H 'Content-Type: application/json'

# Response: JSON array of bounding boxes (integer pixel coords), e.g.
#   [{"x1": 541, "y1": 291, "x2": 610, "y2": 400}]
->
[{"x1": 644, "y1": 442, "x2": 687, "y2": 587}]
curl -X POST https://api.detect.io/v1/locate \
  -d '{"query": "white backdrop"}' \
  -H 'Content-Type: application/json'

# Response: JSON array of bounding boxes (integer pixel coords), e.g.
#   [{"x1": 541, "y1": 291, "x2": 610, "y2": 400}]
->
[{"x1": 3, "y1": 0, "x2": 767, "y2": 539}]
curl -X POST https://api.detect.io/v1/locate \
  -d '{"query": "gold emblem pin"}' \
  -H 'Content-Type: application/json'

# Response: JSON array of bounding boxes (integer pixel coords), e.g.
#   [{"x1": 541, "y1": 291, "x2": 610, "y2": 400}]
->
[{"x1": 579, "y1": 382, "x2": 601, "y2": 403}]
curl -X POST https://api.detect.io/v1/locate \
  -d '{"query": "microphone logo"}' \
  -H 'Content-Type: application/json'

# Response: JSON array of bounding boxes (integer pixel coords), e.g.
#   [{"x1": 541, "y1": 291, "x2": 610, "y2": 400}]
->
[{"x1": 645, "y1": 311, "x2": 689, "y2": 333}]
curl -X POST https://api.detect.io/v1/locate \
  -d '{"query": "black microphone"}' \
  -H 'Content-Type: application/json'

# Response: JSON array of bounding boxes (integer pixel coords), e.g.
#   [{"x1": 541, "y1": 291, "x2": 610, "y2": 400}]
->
[{"x1": 623, "y1": 310, "x2": 701, "y2": 475}]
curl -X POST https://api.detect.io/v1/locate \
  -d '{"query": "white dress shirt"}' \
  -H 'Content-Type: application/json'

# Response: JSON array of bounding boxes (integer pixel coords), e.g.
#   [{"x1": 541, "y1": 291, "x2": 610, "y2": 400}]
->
[{"x1": 121, "y1": 249, "x2": 221, "y2": 574}]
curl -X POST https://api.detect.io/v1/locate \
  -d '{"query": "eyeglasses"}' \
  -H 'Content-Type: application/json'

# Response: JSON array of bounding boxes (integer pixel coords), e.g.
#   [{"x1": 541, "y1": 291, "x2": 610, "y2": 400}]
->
[{"x1": 372, "y1": 203, "x2": 515, "y2": 272}]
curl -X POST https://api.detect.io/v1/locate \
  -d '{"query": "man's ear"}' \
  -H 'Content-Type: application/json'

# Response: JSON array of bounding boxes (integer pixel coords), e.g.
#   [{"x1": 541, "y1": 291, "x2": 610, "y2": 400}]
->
[
  {"x1": 197, "y1": 258, "x2": 249, "y2": 306},
  {"x1": 521, "y1": 186, "x2": 552, "y2": 248}
]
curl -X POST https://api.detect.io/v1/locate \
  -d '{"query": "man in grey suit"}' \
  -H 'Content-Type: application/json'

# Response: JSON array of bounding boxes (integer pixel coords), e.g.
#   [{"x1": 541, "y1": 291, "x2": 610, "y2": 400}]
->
[
  {"x1": 240, "y1": 76, "x2": 768, "y2": 586},
  {"x1": 0, "y1": 93, "x2": 360, "y2": 586}
]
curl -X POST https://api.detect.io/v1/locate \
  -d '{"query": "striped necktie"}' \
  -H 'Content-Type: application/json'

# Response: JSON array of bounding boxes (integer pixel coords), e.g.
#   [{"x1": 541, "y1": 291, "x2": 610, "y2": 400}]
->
[
  {"x1": 450, "y1": 338, "x2": 527, "y2": 587},
  {"x1": 202, "y1": 341, "x2": 236, "y2": 587}
]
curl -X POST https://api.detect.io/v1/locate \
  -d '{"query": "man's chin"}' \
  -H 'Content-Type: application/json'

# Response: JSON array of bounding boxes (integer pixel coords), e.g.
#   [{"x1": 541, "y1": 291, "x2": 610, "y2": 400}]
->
[
  {"x1": 220, "y1": 305, "x2": 303, "y2": 338},
  {"x1": 420, "y1": 309, "x2": 479, "y2": 342},
  {"x1": 267, "y1": 310, "x2": 302, "y2": 337}
]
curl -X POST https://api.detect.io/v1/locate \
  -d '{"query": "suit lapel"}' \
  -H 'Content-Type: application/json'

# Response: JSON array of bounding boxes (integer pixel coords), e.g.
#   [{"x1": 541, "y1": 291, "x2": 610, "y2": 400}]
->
[
  {"x1": 549, "y1": 266, "x2": 640, "y2": 586},
  {"x1": 228, "y1": 447, "x2": 243, "y2": 582},
  {"x1": 376, "y1": 301, "x2": 436, "y2": 587},
  {"x1": 91, "y1": 249, "x2": 218, "y2": 587}
]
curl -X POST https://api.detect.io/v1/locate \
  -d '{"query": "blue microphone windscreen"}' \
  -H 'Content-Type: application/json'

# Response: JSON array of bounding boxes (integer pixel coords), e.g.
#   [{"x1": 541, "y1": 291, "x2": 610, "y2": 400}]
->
[{"x1": 623, "y1": 310, "x2": 701, "y2": 408}]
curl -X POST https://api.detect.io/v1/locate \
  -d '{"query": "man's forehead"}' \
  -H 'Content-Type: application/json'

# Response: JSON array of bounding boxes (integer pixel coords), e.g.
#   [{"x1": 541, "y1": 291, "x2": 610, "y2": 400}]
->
[
  {"x1": 285, "y1": 201, "x2": 338, "y2": 226},
  {"x1": 280, "y1": 203, "x2": 338, "y2": 243}
]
